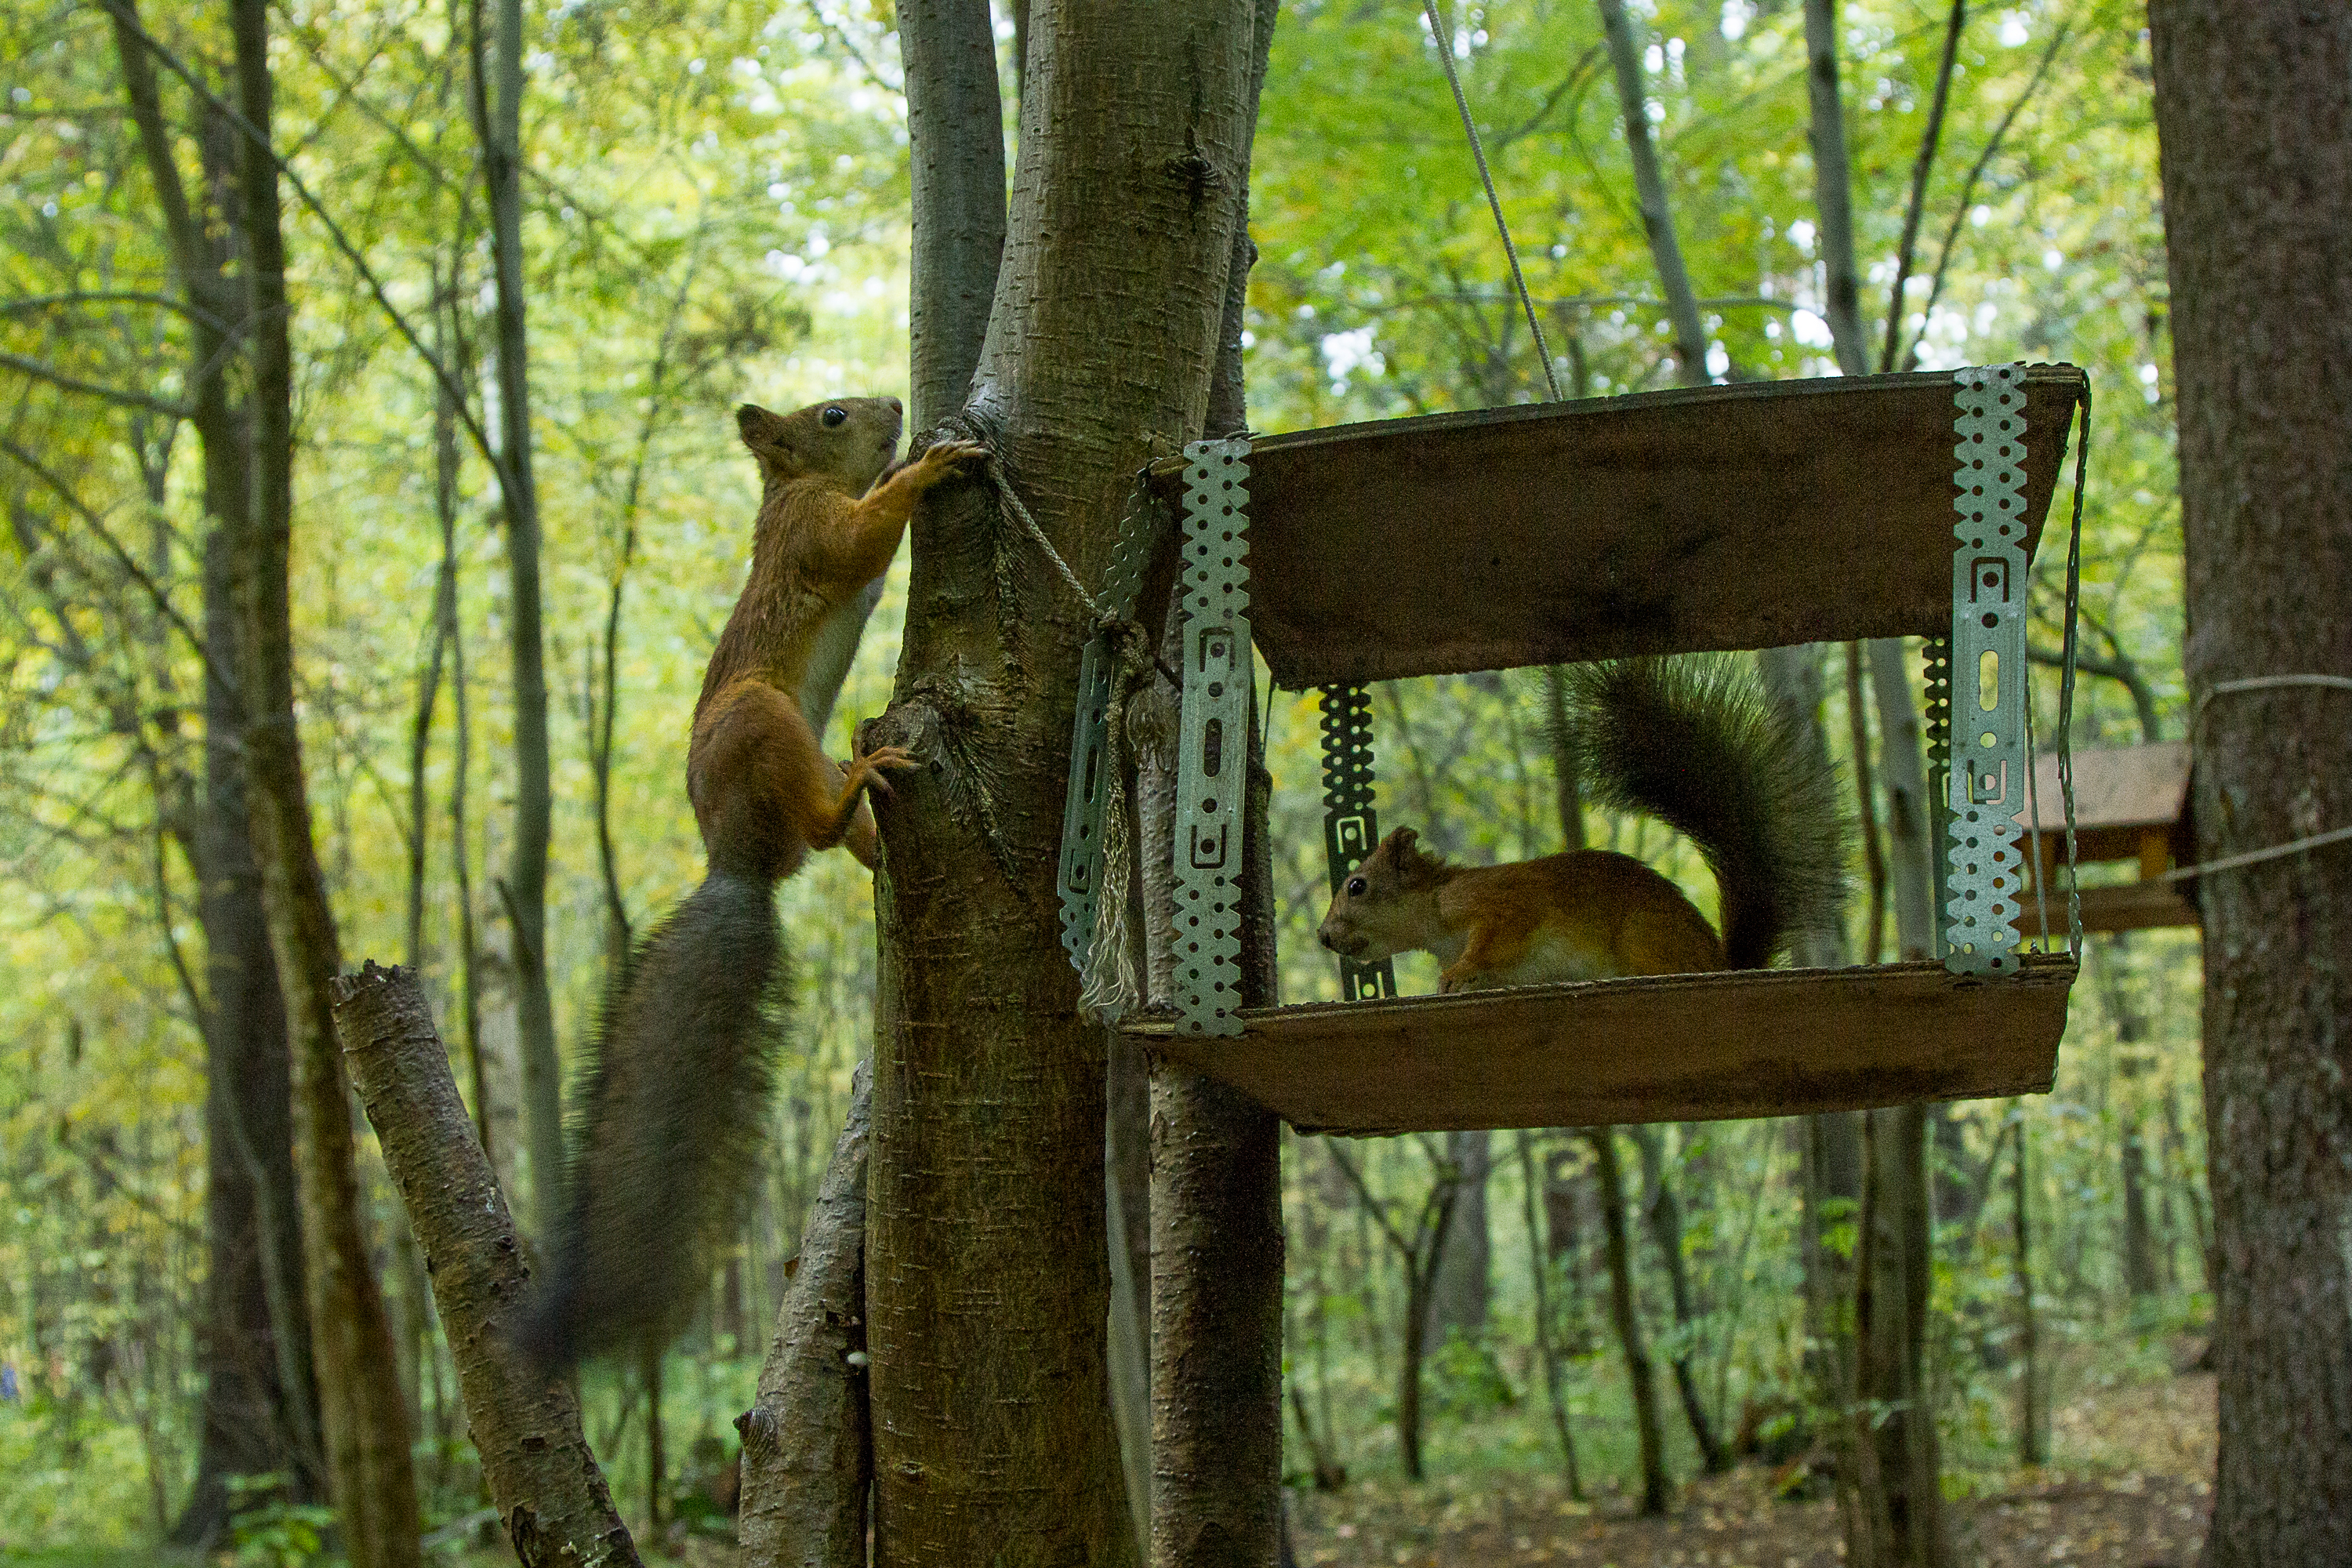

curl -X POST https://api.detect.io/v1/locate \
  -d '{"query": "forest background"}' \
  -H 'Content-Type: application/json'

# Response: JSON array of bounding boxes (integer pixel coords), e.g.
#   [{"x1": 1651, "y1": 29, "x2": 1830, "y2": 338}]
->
[{"x1": 0, "y1": 0, "x2": 2206, "y2": 1559}]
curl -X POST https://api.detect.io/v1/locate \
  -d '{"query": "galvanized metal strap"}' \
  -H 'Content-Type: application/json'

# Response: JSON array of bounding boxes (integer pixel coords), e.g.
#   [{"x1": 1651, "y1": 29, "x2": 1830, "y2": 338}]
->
[
  {"x1": 1944, "y1": 365, "x2": 2031, "y2": 975},
  {"x1": 1172, "y1": 439, "x2": 1254, "y2": 1036},
  {"x1": 1318, "y1": 684, "x2": 1398, "y2": 1002}
]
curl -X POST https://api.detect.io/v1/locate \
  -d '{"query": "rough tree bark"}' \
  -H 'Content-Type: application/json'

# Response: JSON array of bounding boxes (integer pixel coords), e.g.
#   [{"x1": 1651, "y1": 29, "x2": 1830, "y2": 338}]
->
[
  {"x1": 333, "y1": 964, "x2": 639, "y2": 1568},
  {"x1": 223, "y1": 3, "x2": 421, "y2": 1562},
  {"x1": 862, "y1": 0, "x2": 1261, "y2": 1558},
  {"x1": 1149, "y1": 687, "x2": 1283, "y2": 1557},
  {"x1": 2147, "y1": 4, "x2": 2352, "y2": 1561},
  {"x1": 1133, "y1": 16, "x2": 1284, "y2": 1538},
  {"x1": 821, "y1": 0, "x2": 1011, "y2": 735},
  {"x1": 468, "y1": 0, "x2": 563, "y2": 1230},
  {"x1": 110, "y1": 9, "x2": 325, "y2": 1539},
  {"x1": 738, "y1": 1063, "x2": 873, "y2": 1568}
]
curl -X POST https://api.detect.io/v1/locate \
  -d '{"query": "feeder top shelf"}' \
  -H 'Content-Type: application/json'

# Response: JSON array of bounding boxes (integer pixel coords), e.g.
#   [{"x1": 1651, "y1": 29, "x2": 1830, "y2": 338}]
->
[
  {"x1": 1127, "y1": 955, "x2": 2075, "y2": 1136},
  {"x1": 1151, "y1": 365, "x2": 2087, "y2": 688}
]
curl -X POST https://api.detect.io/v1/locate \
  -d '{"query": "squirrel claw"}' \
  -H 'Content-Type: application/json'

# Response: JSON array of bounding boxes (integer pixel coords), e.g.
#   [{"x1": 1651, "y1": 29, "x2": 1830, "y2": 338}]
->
[
  {"x1": 924, "y1": 437, "x2": 989, "y2": 471},
  {"x1": 846, "y1": 743, "x2": 919, "y2": 797}
]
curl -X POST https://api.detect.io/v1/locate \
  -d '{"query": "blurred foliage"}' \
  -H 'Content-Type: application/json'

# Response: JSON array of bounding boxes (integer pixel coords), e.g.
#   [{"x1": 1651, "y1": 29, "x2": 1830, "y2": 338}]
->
[{"x1": 0, "y1": 0, "x2": 2205, "y2": 1553}]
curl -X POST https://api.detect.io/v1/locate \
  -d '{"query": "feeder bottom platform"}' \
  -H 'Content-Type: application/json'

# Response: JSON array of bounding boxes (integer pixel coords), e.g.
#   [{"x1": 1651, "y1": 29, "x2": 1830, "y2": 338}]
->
[{"x1": 1126, "y1": 954, "x2": 2075, "y2": 1135}]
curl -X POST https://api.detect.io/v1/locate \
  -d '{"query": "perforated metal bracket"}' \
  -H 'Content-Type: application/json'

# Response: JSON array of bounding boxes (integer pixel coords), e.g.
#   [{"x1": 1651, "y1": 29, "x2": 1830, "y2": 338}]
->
[
  {"x1": 1921, "y1": 636, "x2": 1954, "y2": 961},
  {"x1": 1055, "y1": 484, "x2": 1167, "y2": 971},
  {"x1": 1319, "y1": 684, "x2": 1398, "y2": 1002},
  {"x1": 1172, "y1": 439, "x2": 1254, "y2": 1036},
  {"x1": 1944, "y1": 365, "x2": 2031, "y2": 975}
]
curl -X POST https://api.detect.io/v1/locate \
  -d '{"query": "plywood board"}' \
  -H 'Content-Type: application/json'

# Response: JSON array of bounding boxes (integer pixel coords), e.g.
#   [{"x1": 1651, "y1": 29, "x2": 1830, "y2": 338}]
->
[
  {"x1": 1130, "y1": 956, "x2": 2074, "y2": 1135},
  {"x1": 1162, "y1": 367, "x2": 2086, "y2": 688},
  {"x1": 2024, "y1": 880, "x2": 2200, "y2": 935}
]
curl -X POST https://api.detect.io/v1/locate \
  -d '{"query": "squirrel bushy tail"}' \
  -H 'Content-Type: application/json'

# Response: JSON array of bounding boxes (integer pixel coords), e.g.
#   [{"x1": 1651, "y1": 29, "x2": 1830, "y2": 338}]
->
[
  {"x1": 1555, "y1": 655, "x2": 1849, "y2": 969},
  {"x1": 515, "y1": 871, "x2": 789, "y2": 1372}
]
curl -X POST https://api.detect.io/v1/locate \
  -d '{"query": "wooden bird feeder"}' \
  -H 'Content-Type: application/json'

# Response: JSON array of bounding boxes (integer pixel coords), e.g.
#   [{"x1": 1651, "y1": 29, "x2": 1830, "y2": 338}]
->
[
  {"x1": 2016, "y1": 742, "x2": 2199, "y2": 934},
  {"x1": 1059, "y1": 365, "x2": 2092, "y2": 1137}
]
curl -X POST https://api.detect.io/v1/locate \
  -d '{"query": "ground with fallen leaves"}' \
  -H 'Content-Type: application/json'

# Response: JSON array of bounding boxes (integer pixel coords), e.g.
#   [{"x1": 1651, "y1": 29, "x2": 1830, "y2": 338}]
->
[{"x1": 1287, "y1": 1372, "x2": 2215, "y2": 1568}]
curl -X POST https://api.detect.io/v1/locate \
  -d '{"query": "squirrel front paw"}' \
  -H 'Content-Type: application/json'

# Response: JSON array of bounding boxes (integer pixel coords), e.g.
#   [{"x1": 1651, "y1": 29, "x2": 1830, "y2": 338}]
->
[
  {"x1": 911, "y1": 437, "x2": 989, "y2": 485},
  {"x1": 843, "y1": 742, "x2": 920, "y2": 797}
]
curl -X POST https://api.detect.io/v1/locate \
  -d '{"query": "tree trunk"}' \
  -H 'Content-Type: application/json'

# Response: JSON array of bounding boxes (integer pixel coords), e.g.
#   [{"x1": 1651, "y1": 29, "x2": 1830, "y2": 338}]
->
[
  {"x1": 1594, "y1": 0, "x2": 1711, "y2": 379},
  {"x1": 1853, "y1": 641, "x2": 1949, "y2": 1567},
  {"x1": 1426, "y1": 1130, "x2": 1492, "y2": 1345},
  {"x1": 221, "y1": 5, "x2": 422, "y2": 1563},
  {"x1": 335, "y1": 965, "x2": 640, "y2": 1567},
  {"x1": 2012, "y1": 1120, "x2": 2046, "y2": 1466},
  {"x1": 739, "y1": 1063, "x2": 873, "y2": 1568},
  {"x1": 1632, "y1": 1127, "x2": 1728, "y2": 1473},
  {"x1": 1853, "y1": 1106, "x2": 1947, "y2": 1566},
  {"x1": 111, "y1": 15, "x2": 325, "y2": 1537},
  {"x1": 901, "y1": 0, "x2": 1007, "y2": 431},
  {"x1": 470, "y1": 0, "x2": 562, "y2": 1233},
  {"x1": 831, "y1": 0, "x2": 1011, "y2": 733},
  {"x1": 863, "y1": 0, "x2": 1261, "y2": 1556},
  {"x1": 2147, "y1": 5, "x2": 2352, "y2": 1559},
  {"x1": 1590, "y1": 1130, "x2": 1669, "y2": 1516},
  {"x1": 2100, "y1": 938, "x2": 2164, "y2": 1301},
  {"x1": 1146, "y1": 94, "x2": 1284, "y2": 1538},
  {"x1": 1801, "y1": 0, "x2": 1869, "y2": 379},
  {"x1": 1516, "y1": 1132, "x2": 1583, "y2": 1497}
]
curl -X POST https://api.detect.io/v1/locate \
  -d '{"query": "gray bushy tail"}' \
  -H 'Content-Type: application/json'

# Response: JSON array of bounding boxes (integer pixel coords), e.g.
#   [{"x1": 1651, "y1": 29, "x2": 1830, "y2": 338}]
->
[
  {"x1": 514, "y1": 871, "x2": 789, "y2": 1372},
  {"x1": 1555, "y1": 655, "x2": 1849, "y2": 969}
]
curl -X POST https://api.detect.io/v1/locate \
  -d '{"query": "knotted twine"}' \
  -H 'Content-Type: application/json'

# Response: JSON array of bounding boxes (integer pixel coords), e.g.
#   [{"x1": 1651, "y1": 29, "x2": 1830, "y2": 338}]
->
[{"x1": 934, "y1": 419, "x2": 1158, "y2": 1021}]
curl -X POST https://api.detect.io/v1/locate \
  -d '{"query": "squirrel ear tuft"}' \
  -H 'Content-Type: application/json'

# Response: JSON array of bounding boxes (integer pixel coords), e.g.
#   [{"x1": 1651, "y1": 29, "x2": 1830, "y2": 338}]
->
[{"x1": 1381, "y1": 826, "x2": 1420, "y2": 861}]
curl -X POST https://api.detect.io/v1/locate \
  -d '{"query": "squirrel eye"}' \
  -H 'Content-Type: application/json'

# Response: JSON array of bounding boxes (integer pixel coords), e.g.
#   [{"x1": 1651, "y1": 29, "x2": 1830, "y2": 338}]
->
[
  {"x1": 1346, "y1": 876, "x2": 1367, "y2": 896},
  {"x1": 821, "y1": 405, "x2": 848, "y2": 427}
]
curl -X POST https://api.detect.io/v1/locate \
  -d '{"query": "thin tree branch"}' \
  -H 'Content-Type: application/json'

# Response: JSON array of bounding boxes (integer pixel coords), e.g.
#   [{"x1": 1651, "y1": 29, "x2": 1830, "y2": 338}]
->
[
  {"x1": 2, "y1": 350, "x2": 196, "y2": 418},
  {"x1": 2027, "y1": 640, "x2": 2163, "y2": 743},
  {"x1": 1, "y1": 436, "x2": 223, "y2": 687},
  {"x1": 1878, "y1": 1, "x2": 1965, "y2": 374},
  {"x1": 1324, "y1": 1142, "x2": 1417, "y2": 1261},
  {"x1": 2, "y1": 291, "x2": 234, "y2": 332},
  {"x1": 1905, "y1": 20, "x2": 2071, "y2": 369},
  {"x1": 97, "y1": 0, "x2": 503, "y2": 474}
]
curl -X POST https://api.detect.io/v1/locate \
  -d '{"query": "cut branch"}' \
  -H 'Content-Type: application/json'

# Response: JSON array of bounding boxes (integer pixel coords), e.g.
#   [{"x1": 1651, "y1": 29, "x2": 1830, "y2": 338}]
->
[{"x1": 333, "y1": 962, "x2": 640, "y2": 1568}]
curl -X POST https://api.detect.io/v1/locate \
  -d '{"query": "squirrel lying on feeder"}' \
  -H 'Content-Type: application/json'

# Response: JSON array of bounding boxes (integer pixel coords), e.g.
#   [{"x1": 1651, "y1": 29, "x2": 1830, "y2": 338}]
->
[
  {"x1": 1317, "y1": 657, "x2": 1849, "y2": 992},
  {"x1": 517, "y1": 395, "x2": 985, "y2": 1370}
]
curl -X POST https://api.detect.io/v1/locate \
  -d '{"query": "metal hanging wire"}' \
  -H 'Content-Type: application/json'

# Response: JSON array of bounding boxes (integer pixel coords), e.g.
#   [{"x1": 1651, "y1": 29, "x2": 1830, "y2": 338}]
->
[{"x1": 1421, "y1": 0, "x2": 1564, "y2": 402}]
